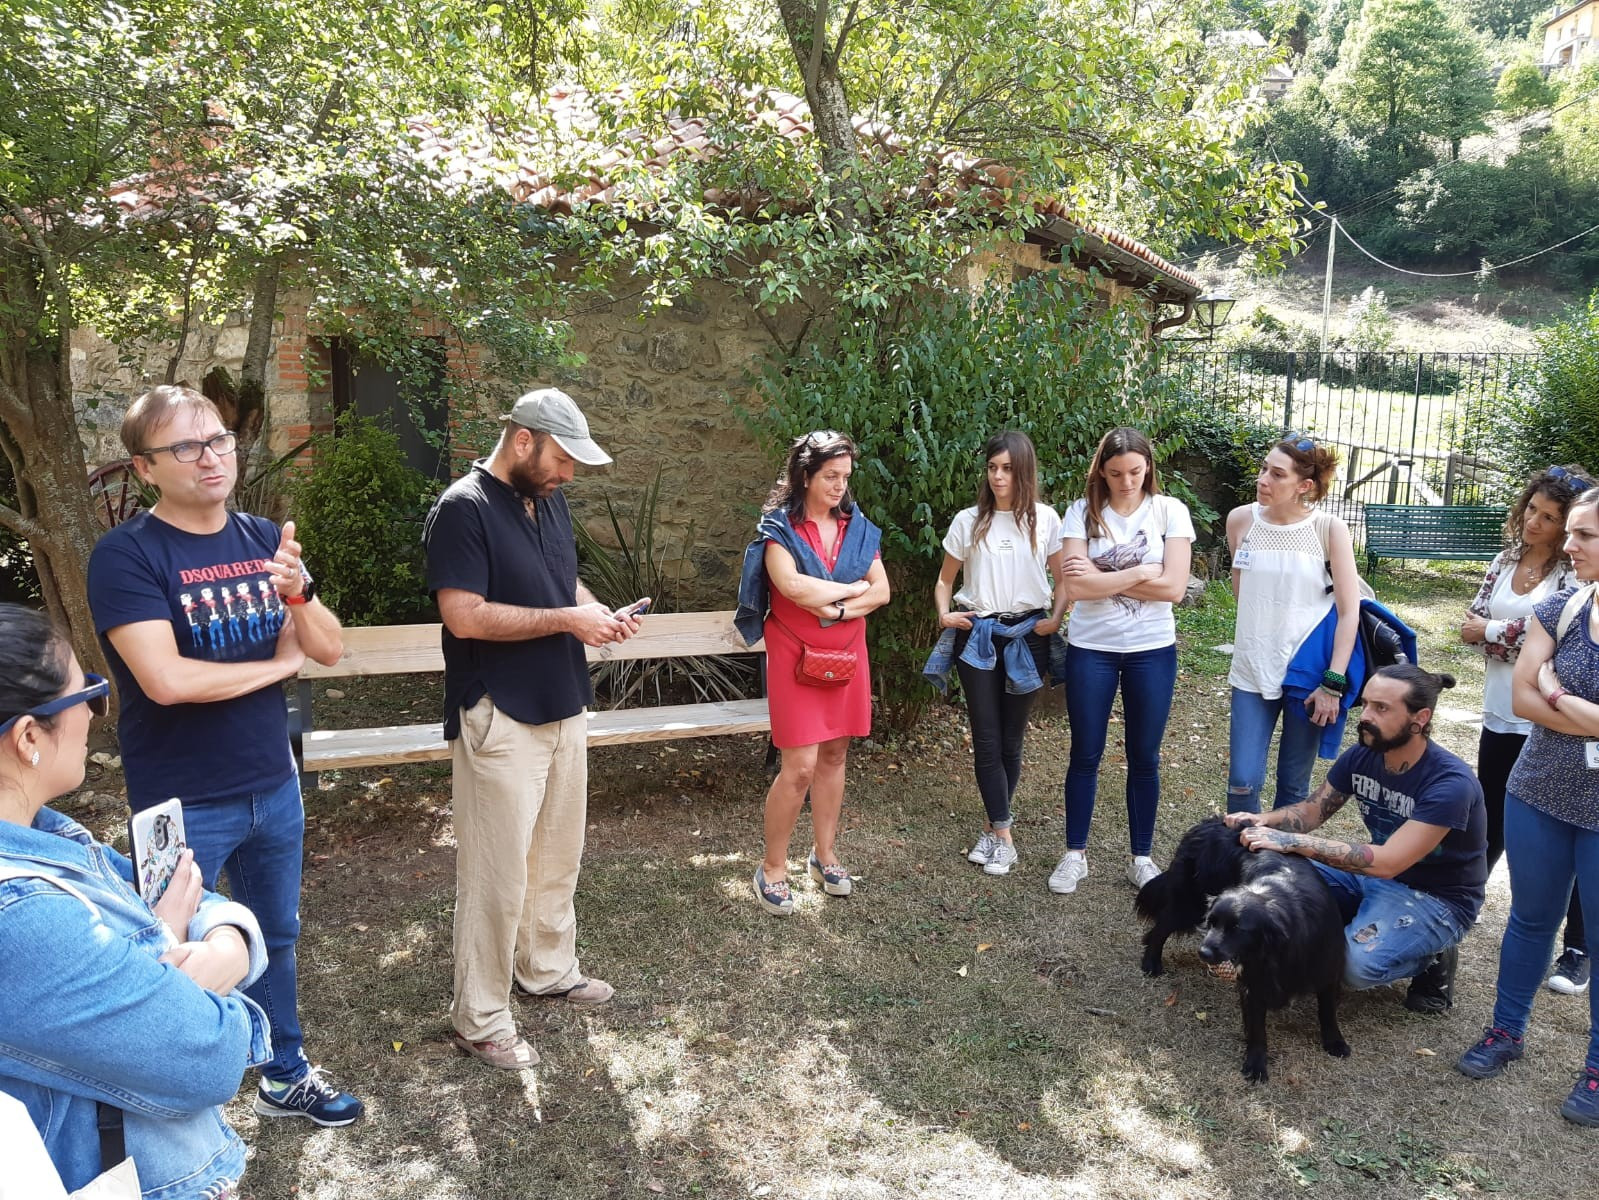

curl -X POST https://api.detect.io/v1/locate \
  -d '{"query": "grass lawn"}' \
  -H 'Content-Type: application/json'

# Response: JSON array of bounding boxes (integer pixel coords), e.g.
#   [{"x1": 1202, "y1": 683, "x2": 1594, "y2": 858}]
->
[{"x1": 68, "y1": 561, "x2": 1591, "y2": 1198}]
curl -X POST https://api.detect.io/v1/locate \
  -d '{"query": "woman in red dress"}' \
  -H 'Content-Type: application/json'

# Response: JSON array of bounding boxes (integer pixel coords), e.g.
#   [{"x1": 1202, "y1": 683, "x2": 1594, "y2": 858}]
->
[{"x1": 747, "y1": 432, "x2": 891, "y2": 915}]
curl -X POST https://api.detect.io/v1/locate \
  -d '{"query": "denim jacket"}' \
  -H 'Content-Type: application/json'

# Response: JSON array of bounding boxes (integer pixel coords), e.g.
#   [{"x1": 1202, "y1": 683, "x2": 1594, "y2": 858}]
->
[
  {"x1": 0, "y1": 806, "x2": 271, "y2": 1200},
  {"x1": 734, "y1": 505, "x2": 883, "y2": 646},
  {"x1": 922, "y1": 614, "x2": 1068, "y2": 695}
]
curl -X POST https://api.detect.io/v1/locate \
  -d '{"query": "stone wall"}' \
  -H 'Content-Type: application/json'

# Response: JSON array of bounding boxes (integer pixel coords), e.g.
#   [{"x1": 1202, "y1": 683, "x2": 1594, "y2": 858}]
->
[{"x1": 66, "y1": 250, "x2": 1156, "y2": 608}]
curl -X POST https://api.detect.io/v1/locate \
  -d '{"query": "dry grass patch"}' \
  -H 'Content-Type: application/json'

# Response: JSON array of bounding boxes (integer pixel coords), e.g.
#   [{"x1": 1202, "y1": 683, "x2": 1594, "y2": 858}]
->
[{"x1": 62, "y1": 562, "x2": 1593, "y2": 1197}]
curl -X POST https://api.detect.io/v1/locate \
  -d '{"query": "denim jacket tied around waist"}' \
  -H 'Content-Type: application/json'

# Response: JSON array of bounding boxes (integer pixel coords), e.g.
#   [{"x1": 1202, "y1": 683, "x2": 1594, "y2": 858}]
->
[
  {"x1": 0, "y1": 806, "x2": 271, "y2": 1200},
  {"x1": 922, "y1": 613, "x2": 1067, "y2": 695}
]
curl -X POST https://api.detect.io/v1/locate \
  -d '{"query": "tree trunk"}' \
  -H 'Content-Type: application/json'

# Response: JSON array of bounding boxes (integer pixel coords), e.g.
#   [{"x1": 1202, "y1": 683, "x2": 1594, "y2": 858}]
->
[
  {"x1": 0, "y1": 351, "x2": 112, "y2": 680},
  {"x1": 232, "y1": 255, "x2": 281, "y2": 497},
  {"x1": 774, "y1": 0, "x2": 863, "y2": 197}
]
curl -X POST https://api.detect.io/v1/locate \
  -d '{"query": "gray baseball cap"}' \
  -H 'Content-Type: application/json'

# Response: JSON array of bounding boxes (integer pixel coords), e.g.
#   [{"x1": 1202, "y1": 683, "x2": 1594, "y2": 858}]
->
[{"x1": 501, "y1": 387, "x2": 612, "y2": 465}]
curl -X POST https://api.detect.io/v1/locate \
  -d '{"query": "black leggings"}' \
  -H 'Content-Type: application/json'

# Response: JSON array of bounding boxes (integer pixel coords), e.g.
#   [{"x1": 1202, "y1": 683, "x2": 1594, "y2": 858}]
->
[
  {"x1": 1479, "y1": 726, "x2": 1585, "y2": 949},
  {"x1": 954, "y1": 628, "x2": 1049, "y2": 830}
]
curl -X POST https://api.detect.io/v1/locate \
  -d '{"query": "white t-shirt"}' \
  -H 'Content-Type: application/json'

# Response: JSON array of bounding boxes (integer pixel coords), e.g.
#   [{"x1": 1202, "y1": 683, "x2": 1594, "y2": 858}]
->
[
  {"x1": 1061, "y1": 494, "x2": 1195, "y2": 652},
  {"x1": 942, "y1": 504, "x2": 1063, "y2": 614}
]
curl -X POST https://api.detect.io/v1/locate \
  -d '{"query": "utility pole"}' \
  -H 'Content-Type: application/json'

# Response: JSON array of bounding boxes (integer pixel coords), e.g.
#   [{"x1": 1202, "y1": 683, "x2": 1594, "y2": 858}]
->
[{"x1": 1320, "y1": 216, "x2": 1338, "y2": 366}]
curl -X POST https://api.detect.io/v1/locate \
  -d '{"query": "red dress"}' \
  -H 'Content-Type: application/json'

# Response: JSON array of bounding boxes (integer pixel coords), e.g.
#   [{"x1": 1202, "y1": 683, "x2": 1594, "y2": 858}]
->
[{"x1": 764, "y1": 517, "x2": 873, "y2": 749}]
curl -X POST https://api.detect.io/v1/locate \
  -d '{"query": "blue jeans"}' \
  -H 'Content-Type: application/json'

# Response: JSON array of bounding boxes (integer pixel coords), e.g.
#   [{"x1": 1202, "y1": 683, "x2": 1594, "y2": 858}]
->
[
  {"x1": 1063, "y1": 643, "x2": 1178, "y2": 856},
  {"x1": 184, "y1": 772, "x2": 309, "y2": 1083},
  {"x1": 1493, "y1": 792, "x2": 1599, "y2": 1069},
  {"x1": 1311, "y1": 862, "x2": 1467, "y2": 990},
  {"x1": 1227, "y1": 688, "x2": 1323, "y2": 813}
]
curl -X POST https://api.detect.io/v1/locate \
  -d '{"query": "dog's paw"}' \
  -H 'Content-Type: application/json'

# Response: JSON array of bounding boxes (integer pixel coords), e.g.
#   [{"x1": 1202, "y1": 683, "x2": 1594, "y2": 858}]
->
[
  {"x1": 1242, "y1": 1053, "x2": 1269, "y2": 1083},
  {"x1": 1323, "y1": 1038, "x2": 1351, "y2": 1059},
  {"x1": 1140, "y1": 954, "x2": 1165, "y2": 977}
]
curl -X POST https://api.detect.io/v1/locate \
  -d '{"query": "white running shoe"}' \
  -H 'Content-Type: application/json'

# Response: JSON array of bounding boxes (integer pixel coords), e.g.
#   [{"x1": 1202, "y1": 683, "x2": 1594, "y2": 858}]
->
[
  {"x1": 1049, "y1": 851, "x2": 1088, "y2": 894},
  {"x1": 1126, "y1": 856, "x2": 1161, "y2": 890},
  {"x1": 967, "y1": 830, "x2": 999, "y2": 865},
  {"x1": 983, "y1": 839, "x2": 1019, "y2": 876}
]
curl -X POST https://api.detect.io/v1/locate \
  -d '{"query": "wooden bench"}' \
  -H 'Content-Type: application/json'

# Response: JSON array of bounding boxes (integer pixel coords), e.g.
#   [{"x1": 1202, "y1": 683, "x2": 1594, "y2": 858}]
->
[
  {"x1": 291, "y1": 611, "x2": 767, "y2": 777},
  {"x1": 1361, "y1": 504, "x2": 1506, "y2": 575}
]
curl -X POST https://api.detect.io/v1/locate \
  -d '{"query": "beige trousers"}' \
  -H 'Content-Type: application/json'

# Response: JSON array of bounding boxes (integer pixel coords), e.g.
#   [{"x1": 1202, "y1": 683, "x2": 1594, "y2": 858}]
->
[{"x1": 450, "y1": 696, "x2": 588, "y2": 1042}]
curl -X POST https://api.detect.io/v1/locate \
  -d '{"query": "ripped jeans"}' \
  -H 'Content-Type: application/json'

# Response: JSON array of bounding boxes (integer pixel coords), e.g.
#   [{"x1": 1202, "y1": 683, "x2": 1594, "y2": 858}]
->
[{"x1": 1310, "y1": 863, "x2": 1469, "y2": 989}]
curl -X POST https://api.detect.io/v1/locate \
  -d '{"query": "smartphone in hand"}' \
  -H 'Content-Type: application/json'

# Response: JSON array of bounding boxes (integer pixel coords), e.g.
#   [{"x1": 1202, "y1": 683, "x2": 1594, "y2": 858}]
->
[
  {"x1": 130, "y1": 797, "x2": 187, "y2": 906},
  {"x1": 615, "y1": 598, "x2": 651, "y2": 618}
]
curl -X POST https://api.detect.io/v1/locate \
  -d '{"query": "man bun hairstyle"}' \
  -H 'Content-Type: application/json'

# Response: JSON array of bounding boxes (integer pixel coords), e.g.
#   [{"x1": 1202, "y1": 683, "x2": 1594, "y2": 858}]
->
[
  {"x1": 1275, "y1": 437, "x2": 1340, "y2": 502},
  {"x1": 1373, "y1": 664, "x2": 1456, "y2": 737}
]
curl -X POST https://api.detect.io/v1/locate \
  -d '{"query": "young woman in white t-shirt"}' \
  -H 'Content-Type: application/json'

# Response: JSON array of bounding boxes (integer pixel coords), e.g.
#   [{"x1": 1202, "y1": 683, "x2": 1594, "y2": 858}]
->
[
  {"x1": 1051, "y1": 427, "x2": 1195, "y2": 896},
  {"x1": 934, "y1": 431, "x2": 1066, "y2": 876}
]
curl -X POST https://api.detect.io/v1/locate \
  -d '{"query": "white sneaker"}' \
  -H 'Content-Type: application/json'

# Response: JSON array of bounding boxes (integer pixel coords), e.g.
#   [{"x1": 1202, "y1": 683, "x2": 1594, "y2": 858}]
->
[
  {"x1": 1127, "y1": 856, "x2": 1161, "y2": 890},
  {"x1": 967, "y1": 831, "x2": 999, "y2": 865},
  {"x1": 1049, "y1": 851, "x2": 1088, "y2": 894},
  {"x1": 983, "y1": 839, "x2": 1019, "y2": 875}
]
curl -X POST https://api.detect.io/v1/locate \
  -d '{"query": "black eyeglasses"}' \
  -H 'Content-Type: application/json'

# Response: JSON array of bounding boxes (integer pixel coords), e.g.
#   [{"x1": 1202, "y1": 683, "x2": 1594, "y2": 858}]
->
[
  {"x1": 1550, "y1": 465, "x2": 1593, "y2": 494},
  {"x1": 138, "y1": 432, "x2": 238, "y2": 463},
  {"x1": 0, "y1": 674, "x2": 110, "y2": 736}
]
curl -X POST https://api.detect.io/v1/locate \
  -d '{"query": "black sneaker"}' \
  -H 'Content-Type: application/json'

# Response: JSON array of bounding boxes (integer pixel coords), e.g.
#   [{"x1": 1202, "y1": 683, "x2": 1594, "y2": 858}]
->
[
  {"x1": 1562, "y1": 1067, "x2": 1599, "y2": 1127},
  {"x1": 1547, "y1": 948, "x2": 1591, "y2": 996},
  {"x1": 253, "y1": 1067, "x2": 364, "y2": 1127},
  {"x1": 1404, "y1": 943, "x2": 1458, "y2": 1013}
]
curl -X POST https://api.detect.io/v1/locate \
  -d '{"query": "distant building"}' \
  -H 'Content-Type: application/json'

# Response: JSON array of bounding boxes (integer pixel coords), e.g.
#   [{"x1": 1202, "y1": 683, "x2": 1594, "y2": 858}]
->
[{"x1": 1543, "y1": 1, "x2": 1599, "y2": 69}]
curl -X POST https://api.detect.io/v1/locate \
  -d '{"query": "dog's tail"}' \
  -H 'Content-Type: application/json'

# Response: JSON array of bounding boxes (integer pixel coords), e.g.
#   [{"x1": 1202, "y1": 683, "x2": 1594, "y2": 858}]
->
[{"x1": 1133, "y1": 870, "x2": 1171, "y2": 923}]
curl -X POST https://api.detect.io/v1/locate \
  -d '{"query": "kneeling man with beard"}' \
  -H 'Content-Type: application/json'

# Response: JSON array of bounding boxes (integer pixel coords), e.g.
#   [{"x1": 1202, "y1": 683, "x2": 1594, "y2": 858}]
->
[{"x1": 1225, "y1": 665, "x2": 1488, "y2": 1014}]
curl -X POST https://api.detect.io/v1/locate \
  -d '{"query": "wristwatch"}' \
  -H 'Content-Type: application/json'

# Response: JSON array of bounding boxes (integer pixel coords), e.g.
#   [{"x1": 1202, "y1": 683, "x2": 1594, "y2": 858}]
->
[{"x1": 284, "y1": 578, "x2": 318, "y2": 606}]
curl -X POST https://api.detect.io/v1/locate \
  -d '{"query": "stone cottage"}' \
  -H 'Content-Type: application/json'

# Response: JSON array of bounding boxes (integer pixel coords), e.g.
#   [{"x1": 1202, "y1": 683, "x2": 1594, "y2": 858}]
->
[{"x1": 71, "y1": 90, "x2": 1204, "y2": 603}]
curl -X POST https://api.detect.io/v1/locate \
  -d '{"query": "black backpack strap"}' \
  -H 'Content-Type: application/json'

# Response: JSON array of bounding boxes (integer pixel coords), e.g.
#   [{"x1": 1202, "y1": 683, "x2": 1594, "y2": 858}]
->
[{"x1": 97, "y1": 1101, "x2": 125, "y2": 1172}]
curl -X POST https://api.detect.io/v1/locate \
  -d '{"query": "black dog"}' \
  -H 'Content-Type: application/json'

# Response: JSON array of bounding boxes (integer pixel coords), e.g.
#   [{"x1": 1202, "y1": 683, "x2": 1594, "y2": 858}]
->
[
  {"x1": 1135, "y1": 816, "x2": 1254, "y2": 976},
  {"x1": 1136, "y1": 816, "x2": 1350, "y2": 1082}
]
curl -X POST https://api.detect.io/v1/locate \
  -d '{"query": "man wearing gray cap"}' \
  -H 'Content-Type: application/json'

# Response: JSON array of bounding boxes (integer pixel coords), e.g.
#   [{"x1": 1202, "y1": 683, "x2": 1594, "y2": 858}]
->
[{"x1": 423, "y1": 387, "x2": 641, "y2": 1070}]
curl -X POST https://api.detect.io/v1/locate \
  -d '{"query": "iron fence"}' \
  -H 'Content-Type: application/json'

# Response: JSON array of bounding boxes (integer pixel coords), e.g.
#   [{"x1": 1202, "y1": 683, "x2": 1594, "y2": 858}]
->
[{"x1": 1159, "y1": 348, "x2": 1540, "y2": 530}]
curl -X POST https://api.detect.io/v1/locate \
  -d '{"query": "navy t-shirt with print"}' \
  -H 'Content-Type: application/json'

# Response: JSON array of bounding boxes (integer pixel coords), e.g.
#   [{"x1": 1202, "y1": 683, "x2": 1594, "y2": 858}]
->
[
  {"x1": 88, "y1": 511, "x2": 295, "y2": 811},
  {"x1": 1327, "y1": 740, "x2": 1488, "y2": 925},
  {"x1": 423, "y1": 462, "x2": 591, "y2": 739}
]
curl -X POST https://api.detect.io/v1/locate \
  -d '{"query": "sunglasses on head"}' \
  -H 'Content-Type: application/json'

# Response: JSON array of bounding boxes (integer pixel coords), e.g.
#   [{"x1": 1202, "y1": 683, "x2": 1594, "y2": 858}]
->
[
  {"x1": 0, "y1": 674, "x2": 110, "y2": 736},
  {"x1": 1549, "y1": 465, "x2": 1593, "y2": 494},
  {"x1": 1283, "y1": 434, "x2": 1315, "y2": 453}
]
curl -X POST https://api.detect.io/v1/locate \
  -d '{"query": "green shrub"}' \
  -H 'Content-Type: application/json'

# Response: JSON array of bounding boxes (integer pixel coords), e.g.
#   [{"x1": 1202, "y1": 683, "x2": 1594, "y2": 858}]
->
[
  {"x1": 746, "y1": 272, "x2": 1195, "y2": 728},
  {"x1": 287, "y1": 413, "x2": 443, "y2": 626},
  {"x1": 1508, "y1": 291, "x2": 1599, "y2": 478}
]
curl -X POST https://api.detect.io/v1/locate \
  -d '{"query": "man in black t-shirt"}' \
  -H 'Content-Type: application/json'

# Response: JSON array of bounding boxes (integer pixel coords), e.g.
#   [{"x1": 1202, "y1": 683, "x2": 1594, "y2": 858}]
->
[
  {"x1": 88, "y1": 385, "x2": 363, "y2": 1126},
  {"x1": 1226, "y1": 665, "x2": 1488, "y2": 1014},
  {"x1": 424, "y1": 388, "x2": 641, "y2": 1070}
]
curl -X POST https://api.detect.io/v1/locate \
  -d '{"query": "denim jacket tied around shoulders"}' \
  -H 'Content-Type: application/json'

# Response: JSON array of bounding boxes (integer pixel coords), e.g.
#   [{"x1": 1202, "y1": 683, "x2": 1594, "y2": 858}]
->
[
  {"x1": 922, "y1": 613, "x2": 1068, "y2": 696},
  {"x1": 0, "y1": 806, "x2": 271, "y2": 1200}
]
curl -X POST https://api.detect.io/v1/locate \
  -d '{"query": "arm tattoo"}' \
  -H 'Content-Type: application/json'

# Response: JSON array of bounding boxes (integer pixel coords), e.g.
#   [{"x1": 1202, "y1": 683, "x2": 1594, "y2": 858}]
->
[
  {"x1": 1264, "y1": 830, "x2": 1376, "y2": 872},
  {"x1": 1268, "y1": 783, "x2": 1348, "y2": 833}
]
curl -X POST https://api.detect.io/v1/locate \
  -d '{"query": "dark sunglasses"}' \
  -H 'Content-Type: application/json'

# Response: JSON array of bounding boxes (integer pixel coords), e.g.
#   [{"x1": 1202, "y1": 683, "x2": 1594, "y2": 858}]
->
[
  {"x1": 1550, "y1": 465, "x2": 1593, "y2": 494},
  {"x1": 0, "y1": 674, "x2": 110, "y2": 735}
]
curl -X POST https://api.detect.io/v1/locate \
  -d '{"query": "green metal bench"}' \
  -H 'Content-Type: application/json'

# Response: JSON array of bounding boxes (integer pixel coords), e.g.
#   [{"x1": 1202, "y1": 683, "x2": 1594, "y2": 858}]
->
[{"x1": 1361, "y1": 504, "x2": 1507, "y2": 574}]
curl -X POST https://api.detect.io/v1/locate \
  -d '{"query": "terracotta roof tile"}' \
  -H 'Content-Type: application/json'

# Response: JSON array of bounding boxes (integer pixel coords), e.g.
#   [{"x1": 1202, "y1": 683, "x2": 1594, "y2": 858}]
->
[{"x1": 108, "y1": 86, "x2": 1200, "y2": 294}]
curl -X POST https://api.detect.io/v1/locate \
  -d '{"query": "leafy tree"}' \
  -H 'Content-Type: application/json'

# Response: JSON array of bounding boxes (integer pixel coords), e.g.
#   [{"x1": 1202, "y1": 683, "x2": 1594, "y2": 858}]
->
[
  {"x1": 1509, "y1": 293, "x2": 1599, "y2": 477},
  {"x1": 1459, "y1": 0, "x2": 1549, "y2": 40},
  {"x1": 1496, "y1": 56, "x2": 1559, "y2": 117},
  {"x1": 0, "y1": 0, "x2": 594, "y2": 664},
  {"x1": 1326, "y1": 0, "x2": 1492, "y2": 158}
]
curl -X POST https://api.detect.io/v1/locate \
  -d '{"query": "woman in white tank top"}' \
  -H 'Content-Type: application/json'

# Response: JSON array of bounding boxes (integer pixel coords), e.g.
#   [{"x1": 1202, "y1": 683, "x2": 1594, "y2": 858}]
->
[{"x1": 1225, "y1": 437, "x2": 1361, "y2": 812}]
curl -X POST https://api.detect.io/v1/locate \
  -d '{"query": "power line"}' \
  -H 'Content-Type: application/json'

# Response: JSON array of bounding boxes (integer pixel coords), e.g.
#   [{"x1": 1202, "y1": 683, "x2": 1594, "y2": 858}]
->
[{"x1": 1331, "y1": 213, "x2": 1599, "y2": 277}]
